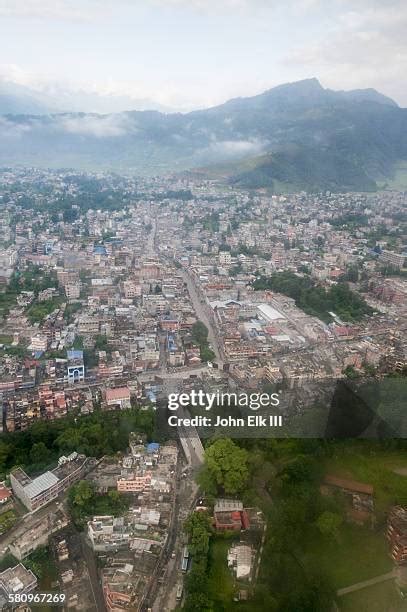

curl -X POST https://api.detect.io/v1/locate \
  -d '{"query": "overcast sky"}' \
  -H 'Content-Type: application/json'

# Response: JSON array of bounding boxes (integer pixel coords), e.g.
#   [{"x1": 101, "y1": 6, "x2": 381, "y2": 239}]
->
[{"x1": 0, "y1": 0, "x2": 406, "y2": 110}]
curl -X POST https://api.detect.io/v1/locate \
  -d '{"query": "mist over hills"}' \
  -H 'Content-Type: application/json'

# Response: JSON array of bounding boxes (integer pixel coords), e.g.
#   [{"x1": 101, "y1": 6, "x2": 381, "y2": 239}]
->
[
  {"x1": 0, "y1": 79, "x2": 174, "y2": 115},
  {"x1": 0, "y1": 78, "x2": 406, "y2": 192},
  {"x1": 0, "y1": 80, "x2": 58, "y2": 115}
]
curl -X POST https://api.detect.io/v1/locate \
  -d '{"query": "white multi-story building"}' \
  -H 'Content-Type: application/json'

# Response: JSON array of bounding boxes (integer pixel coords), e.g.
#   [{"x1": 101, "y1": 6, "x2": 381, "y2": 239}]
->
[
  {"x1": 29, "y1": 333, "x2": 48, "y2": 353},
  {"x1": 65, "y1": 282, "x2": 81, "y2": 301},
  {"x1": 10, "y1": 455, "x2": 87, "y2": 512}
]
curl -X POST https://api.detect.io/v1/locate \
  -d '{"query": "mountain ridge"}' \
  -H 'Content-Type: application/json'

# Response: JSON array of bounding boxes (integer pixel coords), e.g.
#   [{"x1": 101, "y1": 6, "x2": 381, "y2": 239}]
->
[
  {"x1": 0, "y1": 79, "x2": 176, "y2": 115},
  {"x1": 0, "y1": 78, "x2": 406, "y2": 192}
]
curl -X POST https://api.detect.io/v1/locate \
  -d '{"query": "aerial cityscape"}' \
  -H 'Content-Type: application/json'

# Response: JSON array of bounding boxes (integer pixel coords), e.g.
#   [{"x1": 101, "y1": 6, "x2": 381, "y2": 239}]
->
[
  {"x1": 0, "y1": 1, "x2": 406, "y2": 611},
  {"x1": 0, "y1": 166, "x2": 406, "y2": 611}
]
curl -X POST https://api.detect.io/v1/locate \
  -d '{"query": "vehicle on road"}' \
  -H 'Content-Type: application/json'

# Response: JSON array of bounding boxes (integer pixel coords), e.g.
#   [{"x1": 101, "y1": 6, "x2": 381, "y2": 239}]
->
[
  {"x1": 181, "y1": 546, "x2": 190, "y2": 572},
  {"x1": 176, "y1": 584, "x2": 183, "y2": 600}
]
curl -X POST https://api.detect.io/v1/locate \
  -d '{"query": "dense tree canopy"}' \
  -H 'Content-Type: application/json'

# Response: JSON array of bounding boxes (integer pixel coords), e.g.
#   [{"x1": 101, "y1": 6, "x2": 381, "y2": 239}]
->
[
  {"x1": 68, "y1": 480, "x2": 129, "y2": 529},
  {"x1": 253, "y1": 271, "x2": 373, "y2": 322},
  {"x1": 198, "y1": 438, "x2": 249, "y2": 495},
  {"x1": 0, "y1": 408, "x2": 155, "y2": 479},
  {"x1": 191, "y1": 321, "x2": 215, "y2": 363}
]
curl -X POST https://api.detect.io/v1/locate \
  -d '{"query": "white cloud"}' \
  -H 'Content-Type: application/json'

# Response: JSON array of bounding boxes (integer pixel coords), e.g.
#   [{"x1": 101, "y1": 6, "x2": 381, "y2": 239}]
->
[
  {"x1": 0, "y1": 0, "x2": 89, "y2": 21},
  {"x1": 59, "y1": 114, "x2": 134, "y2": 137},
  {"x1": 151, "y1": 0, "x2": 254, "y2": 9},
  {"x1": 1, "y1": 0, "x2": 406, "y2": 109},
  {"x1": 0, "y1": 0, "x2": 119, "y2": 22},
  {"x1": 282, "y1": 1, "x2": 407, "y2": 105},
  {"x1": 208, "y1": 138, "x2": 266, "y2": 156},
  {"x1": 0, "y1": 0, "x2": 260, "y2": 20},
  {"x1": 0, "y1": 117, "x2": 34, "y2": 138}
]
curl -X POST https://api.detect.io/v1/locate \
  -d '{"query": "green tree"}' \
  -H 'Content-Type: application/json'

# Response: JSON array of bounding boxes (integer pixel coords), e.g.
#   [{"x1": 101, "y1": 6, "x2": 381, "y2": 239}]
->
[
  {"x1": 24, "y1": 546, "x2": 52, "y2": 580},
  {"x1": 183, "y1": 592, "x2": 214, "y2": 612},
  {"x1": 199, "y1": 438, "x2": 249, "y2": 495},
  {"x1": 344, "y1": 365, "x2": 360, "y2": 379},
  {"x1": 315, "y1": 511, "x2": 343, "y2": 541},
  {"x1": 29, "y1": 442, "x2": 51, "y2": 466},
  {"x1": 343, "y1": 264, "x2": 359, "y2": 282},
  {"x1": 200, "y1": 345, "x2": 215, "y2": 363},
  {"x1": 94, "y1": 334, "x2": 109, "y2": 352},
  {"x1": 191, "y1": 321, "x2": 209, "y2": 345},
  {"x1": 184, "y1": 511, "x2": 212, "y2": 556},
  {"x1": 69, "y1": 480, "x2": 95, "y2": 508}
]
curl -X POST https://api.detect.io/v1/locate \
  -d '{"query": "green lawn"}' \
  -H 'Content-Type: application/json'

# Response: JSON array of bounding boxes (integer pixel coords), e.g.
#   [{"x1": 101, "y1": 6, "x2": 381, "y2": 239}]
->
[
  {"x1": 339, "y1": 580, "x2": 406, "y2": 612},
  {"x1": 26, "y1": 297, "x2": 63, "y2": 324},
  {"x1": 0, "y1": 334, "x2": 13, "y2": 344},
  {"x1": 325, "y1": 444, "x2": 407, "y2": 519},
  {"x1": 207, "y1": 538, "x2": 237, "y2": 605},
  {"x1": 302, "y1": 523, "x2": 392, "y2": 590},
  {"x1": 0, "y1": 509, "x2": 17, "y2": 535}
]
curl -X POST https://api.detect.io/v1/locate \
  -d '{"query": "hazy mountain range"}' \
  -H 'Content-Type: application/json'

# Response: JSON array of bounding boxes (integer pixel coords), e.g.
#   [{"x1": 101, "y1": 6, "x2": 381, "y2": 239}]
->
[
  {"x1": 1, "y1": 78, "x2": 406, "y2": 192},
  {"x1": 0, "y1": 79, "x2": 175, "y2": 115}
]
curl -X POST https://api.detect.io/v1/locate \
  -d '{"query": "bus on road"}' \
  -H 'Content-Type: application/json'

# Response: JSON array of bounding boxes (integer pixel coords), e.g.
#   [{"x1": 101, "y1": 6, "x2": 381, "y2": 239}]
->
[{"x1": 181, "y1": 546, "x2": 190, "y2": 572}]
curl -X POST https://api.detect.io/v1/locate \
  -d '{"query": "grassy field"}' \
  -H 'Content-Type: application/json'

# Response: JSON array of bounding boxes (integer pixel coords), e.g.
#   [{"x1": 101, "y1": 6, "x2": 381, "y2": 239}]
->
[
  {"x1": 324, "y1": 443, "x2": 407, "y2": 520},
  {"x1": 207, "y1": 538, "x2": 238, "y2": 606},
  {"x1": 0, "y1": 334, "x2": 13, "y2": 344},
  {"x1": 302, "y1": 522, "x2": 392, "y2": 590},
  {"x1": 339, "y1": 580, "x2": 406, "y2": 612},
  {"x1": 300, "y1": 443, "x2": 407, "y2": 593},
  {"x1": 0, "y1": 509, "x2": 17, "y2": 535}
]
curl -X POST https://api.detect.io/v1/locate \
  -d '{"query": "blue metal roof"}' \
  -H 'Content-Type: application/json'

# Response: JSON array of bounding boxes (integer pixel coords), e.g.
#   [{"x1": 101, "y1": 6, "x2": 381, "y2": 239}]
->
[
  {"x1": 146, "y1": 390, "x2": 157, "y2": 403},
  {"x1": 67, "y1": 349, "x2": 83, "y2": 360},
  {"x1": 93, "y1": 245, "x2": 107, "y2": 255}
]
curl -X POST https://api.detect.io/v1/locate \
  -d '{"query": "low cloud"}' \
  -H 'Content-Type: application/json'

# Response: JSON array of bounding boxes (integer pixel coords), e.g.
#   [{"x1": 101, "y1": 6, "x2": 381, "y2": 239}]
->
[
  {"x1": 59, "y1": 114, "x2": 133, "y2": 138},
  {"x1": 0, "y1": 117, "x2": 34, "y2": 138},
  {"x1": 208, "y1": 138, "x2": 266, "y2": 157}
]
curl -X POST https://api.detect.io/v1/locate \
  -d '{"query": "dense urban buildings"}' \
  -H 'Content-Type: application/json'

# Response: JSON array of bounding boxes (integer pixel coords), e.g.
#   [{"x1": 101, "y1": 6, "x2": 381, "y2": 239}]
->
[{"x1": 0, "y1": 168, "x2": 406, "y2": 610}]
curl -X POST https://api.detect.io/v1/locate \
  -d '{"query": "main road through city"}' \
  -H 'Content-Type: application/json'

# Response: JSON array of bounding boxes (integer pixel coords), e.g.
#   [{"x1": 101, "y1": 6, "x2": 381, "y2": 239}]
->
[
  {"x1": 176, "y1": 266, "x2": 225, "y2": 369},
  {"x1": 152, "y1": 215, "x2": 224, "y2": 367}
]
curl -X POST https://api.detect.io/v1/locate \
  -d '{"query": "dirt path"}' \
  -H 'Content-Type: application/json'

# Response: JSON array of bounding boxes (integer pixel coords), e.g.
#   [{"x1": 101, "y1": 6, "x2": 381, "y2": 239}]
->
[{"x1": 337, "y1": 570, "x2": 396, "y2": 596}]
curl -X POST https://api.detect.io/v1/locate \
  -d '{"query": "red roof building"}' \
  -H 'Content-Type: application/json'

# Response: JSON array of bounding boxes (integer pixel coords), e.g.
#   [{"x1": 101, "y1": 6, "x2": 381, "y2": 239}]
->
[
  {"x1": 105, "y1": 387, "x2": 131, "y2": 409},
  {"x1": 0, "y1": 485, "x2": 12, "y2": 504}
]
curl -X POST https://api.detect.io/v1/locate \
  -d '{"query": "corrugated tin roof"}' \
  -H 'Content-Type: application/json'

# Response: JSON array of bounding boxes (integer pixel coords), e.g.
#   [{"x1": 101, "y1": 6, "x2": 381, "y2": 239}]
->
[
  {"x1": 257, "y1": 303, "x2": 286, "y2": 321},
  {"x1": 24, "y1": 471, "x2": 59, "y2": 499},
  {"x1": 106, "y1": 387, "x2": 130, "y2": 401}
]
